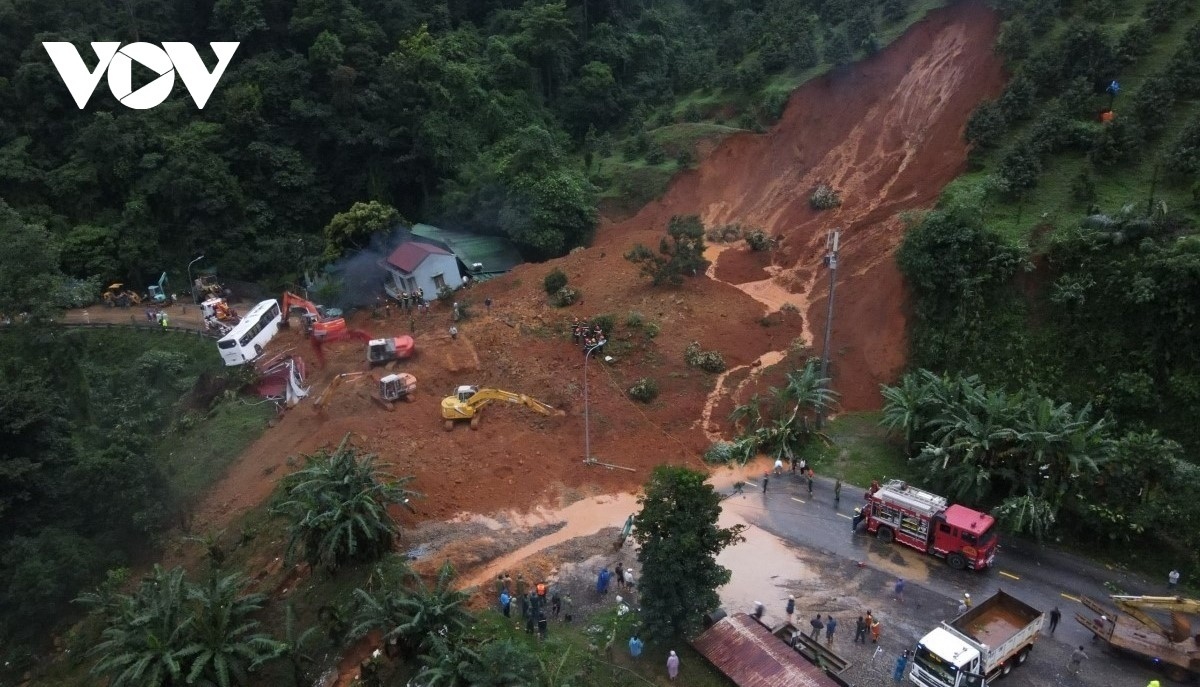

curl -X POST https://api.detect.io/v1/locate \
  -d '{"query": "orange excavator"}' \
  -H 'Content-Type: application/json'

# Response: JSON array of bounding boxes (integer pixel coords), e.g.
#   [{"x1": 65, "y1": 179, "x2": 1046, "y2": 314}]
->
[
  {"x1": 309, "y1": 327, "x2": 373, "y2": 368},
  {"x1": 280, "y1": 292, "x2": 346, "y2": 339},
  {"x1": 367, "y1": 336, "x2": 415, "y2": 365}
]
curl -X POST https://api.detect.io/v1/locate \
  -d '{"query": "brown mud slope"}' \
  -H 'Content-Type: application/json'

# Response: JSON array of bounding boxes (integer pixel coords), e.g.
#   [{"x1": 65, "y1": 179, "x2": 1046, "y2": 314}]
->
[
  {"x1": 602, "y1": 1, "x2": 1006, "y2": 410},
  {"x1": 188, "y1": 2, "x2": 1002, "y2": 532}
]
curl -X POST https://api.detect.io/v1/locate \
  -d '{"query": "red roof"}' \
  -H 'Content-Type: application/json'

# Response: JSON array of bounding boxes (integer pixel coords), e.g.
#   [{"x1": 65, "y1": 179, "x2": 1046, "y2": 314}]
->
[
  {"x1": 691, "y1": 614, "x2": 844, "y2": 687},
  {"x1": 944, "y1": 504, "x2": 994, "y2": 533},
  {"x1": 386, "y1": 241, "x2": 451, "y2": 273}
]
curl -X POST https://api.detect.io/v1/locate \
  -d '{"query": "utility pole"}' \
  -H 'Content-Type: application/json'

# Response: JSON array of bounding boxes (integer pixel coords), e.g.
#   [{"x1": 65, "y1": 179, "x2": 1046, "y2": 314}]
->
[
  {"x1": 817, "y1": 229, "x2": 840, "y2": 428},
  {"x1": 583, "y1": 338, "x2": 606, "y2": 465}
]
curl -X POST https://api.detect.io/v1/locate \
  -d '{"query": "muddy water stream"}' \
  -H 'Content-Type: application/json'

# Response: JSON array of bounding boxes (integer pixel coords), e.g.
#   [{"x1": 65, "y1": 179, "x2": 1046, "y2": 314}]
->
[
  {"x1": 699, "y1": 245, "x2": 807, "y2": 442},
  {"x1": 459, "y1": 492, "x2": 641, "y2": 589}
]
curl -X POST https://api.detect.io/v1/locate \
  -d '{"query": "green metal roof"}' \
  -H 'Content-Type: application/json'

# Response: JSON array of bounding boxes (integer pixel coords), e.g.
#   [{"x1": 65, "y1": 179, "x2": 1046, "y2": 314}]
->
[{"x1": 410, "y1": 224, "x2": 524, "y2": 275}]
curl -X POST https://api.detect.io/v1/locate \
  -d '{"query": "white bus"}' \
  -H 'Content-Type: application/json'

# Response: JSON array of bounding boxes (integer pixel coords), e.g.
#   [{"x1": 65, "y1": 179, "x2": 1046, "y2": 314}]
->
[{"x1": 217, "y1": 299, "x2": 282, "y2": 366}]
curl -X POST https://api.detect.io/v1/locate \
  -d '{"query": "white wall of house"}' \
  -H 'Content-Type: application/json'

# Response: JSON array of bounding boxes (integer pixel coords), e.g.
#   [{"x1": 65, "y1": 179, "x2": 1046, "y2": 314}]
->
[{"x1": 389, "y1": 252, "x2": 463, "y2": 297}]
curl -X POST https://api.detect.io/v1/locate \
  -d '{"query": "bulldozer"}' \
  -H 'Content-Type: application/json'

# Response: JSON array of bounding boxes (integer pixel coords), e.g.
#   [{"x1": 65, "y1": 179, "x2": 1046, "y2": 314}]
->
[
  {"x1": 102, "y1": 283, "x2": 141, "y2": 307},
  {"x1": 367, "y1": 336, "x2": 415, "y2": 366},
  {"x1": 192, "y1": 274, "x2": 229, "y2": 303},
  {"x1": 373, "y1": 373, "x2": 417, "y2": 411},
  {"x1": 440, "y1": 385, "x2": 561, "y2": 431}
]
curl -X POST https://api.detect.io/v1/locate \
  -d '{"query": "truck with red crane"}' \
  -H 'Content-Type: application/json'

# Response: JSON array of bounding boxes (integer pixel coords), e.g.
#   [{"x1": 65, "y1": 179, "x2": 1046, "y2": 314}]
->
[{"x1": 860, "y1": 479, "x2": 998, "y2": 571}]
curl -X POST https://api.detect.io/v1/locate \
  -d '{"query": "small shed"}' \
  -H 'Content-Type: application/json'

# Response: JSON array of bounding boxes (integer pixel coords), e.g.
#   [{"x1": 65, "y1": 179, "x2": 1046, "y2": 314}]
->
[
  {"x1": 691, "y1": 613, "x2": 848, "y2": 687},
  {"x1": 410, "y1": 223, "x2": 523, "y2": 277},
  {"x1": 384, "y1": 241, "x2": 463, "y2": 299}
]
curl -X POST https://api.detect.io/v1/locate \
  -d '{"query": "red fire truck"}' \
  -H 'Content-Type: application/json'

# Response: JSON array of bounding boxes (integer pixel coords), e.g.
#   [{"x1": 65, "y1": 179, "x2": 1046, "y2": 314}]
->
[{"x1": 863, "y1": 479, "x2": 998, "y2": 571}]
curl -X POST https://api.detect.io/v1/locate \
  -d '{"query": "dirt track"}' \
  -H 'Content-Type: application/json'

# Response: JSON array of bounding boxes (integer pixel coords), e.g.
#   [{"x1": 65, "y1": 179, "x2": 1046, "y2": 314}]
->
[{"x1": 182, "y1": 2, "x2": 1004, "y2": 534}]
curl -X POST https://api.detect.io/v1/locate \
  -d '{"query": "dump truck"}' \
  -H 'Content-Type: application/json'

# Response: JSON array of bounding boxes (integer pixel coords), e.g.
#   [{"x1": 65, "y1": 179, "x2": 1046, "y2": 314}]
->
[{"x1": 910, "y1": 590, "x2": 1044, "y2": 687}]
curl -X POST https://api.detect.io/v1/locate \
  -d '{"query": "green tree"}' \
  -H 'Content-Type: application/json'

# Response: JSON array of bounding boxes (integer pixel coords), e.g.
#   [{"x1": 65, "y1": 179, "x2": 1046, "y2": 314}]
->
[
  {"x1": 321, "y1": 201, "x2": 402, "y2": 261},
  {"x1": 80, "y1": 566, "x2": 283, "y2": 687},
  {"x1": 272, "y1": 436, "x2": 420, "y2": 572},
  {"x1": 0, "y1": 201, "x2": 66, "y2": 321},
  {"x1": 880, "y1": 370, "x2": 935, "y2": 455},
  {"x1": 624, "y1": 215, "x2": 710, "y2": 286},
  {"x1": 351, "y1": 560, "x2": 472, "y2": 654},
  {"x1": 633, "y1": 466, "x2": 746, "y2": 638},
  {"x1": 280, "y1": 604, "x2": 322, "y2": 687},
  {"x1": 965, "y1": 101, "x2": 1007, "y2": 149},
  {"x1": 182, "y1": 572, "x2": 286, "y2": 686},
  {"x1": 823, "y1": 30, "x2": 852, "y2": 66},
  {"x1": 80, "y1": 565, "x2": 194, "y2": 687},
  {"x1": 996, "y1": 17, "x2": 1032, "y2": 64}
]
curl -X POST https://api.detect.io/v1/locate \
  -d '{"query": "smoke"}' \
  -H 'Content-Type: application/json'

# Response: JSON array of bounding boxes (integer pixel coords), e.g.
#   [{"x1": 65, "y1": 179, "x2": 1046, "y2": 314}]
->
[{"x1": 320, "y1": 226, "x2": 416, "y2": 310}]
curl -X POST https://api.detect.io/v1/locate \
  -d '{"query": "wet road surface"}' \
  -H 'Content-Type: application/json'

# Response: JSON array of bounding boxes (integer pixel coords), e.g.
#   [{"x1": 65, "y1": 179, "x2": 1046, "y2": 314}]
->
[{"x1": 715, "y1": 471, "x2": 1176, "y2": 687}]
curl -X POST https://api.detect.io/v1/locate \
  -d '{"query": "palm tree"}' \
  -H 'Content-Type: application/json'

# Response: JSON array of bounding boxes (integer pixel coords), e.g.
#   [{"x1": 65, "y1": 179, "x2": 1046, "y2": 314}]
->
[
  {"x1": 351, "y1": 560, "x2": 473, "y2": 654},
  {"x1": 414, "y1": 633, "x2": 480, "y2": 687},
  {"x1": 879, "y1": 372, "x2": 933, "y2": 455},
  {"x1": 181, "y1": 572, "x2": 285, "y2": 687},
  {"x1": 782, "y1": 359, "x2": 838, "y2": 415},
  {"x1": 461, "y1": 639, "x2": 540, "y2": 686},
  {"x1": 280, "y1": 604, "x2": 322, "y2": 687},
  {"x1": 728, "y1": 394, "x2": 763, "y2": 435},
  {"x1": 82, "y1": 565, "x2": 194, "y2": 687},
  {"x1": 272, "y1": 434, "x2": 421, "y2": 572}
]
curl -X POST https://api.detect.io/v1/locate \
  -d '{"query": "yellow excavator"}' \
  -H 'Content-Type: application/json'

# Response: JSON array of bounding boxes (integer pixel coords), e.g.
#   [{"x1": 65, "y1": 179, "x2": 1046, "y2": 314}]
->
[
  {"x1": 313, "y1": 372, "x2": 370, "y2": 412},
  {"x1": 1077, "y1": 594, "x2": 1200, "y2": 682},
  {"x1": 440, "y1": 385, "x2": 561, "y2": 431}
]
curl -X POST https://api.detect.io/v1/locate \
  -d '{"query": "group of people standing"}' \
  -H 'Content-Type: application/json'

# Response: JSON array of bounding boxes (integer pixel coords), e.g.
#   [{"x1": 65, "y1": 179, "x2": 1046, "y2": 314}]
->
[
  {"x1": 144, "y1": 308, "x2": 170, "y2": 328},
  {"x1": 496, "y1": 572, "x2": 569, "y2": 640},
  {"x1": 381, "y1": 288, "x2": 428, "y2": 316},
  {"x1": 570, "y1": 317, "x2": 607, "y2": 353},
  {"x1": 596, "y1": 562, "x2": 635, "y2": 595}
]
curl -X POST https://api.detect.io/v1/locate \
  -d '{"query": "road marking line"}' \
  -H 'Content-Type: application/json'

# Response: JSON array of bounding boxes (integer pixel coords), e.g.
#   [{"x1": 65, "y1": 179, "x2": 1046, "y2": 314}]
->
[
  {"x1": 836, "y1": 513, "x2": 852, "y2": 520},
  {"x1": 745, "y1": 481, "x2": 758, "y2": 487},
  {"x1": 791, "y1": 497, "x2": 806, "y2": 504},
  {"x1": 1060, "y1": 593, "x2": 1081, "y2": 602},
  {"x1": 999, "y1": 571, "x2": 1020, "y2": 580}
]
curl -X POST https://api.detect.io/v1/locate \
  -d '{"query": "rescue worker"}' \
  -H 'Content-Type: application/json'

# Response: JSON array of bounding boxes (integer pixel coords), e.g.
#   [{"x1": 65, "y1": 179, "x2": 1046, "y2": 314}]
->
[{"x1": 851, "y1": 507, "x2": 866, "y2": 532}]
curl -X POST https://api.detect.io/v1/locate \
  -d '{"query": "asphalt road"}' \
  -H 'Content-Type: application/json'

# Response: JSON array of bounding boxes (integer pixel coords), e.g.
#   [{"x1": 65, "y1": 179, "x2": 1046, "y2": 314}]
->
[{"x1": 719, "y1": 472, "x2": 1176, "y2": 687}]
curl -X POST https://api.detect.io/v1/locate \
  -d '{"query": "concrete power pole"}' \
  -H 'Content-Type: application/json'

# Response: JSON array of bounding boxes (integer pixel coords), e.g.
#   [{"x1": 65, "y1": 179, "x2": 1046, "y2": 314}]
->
[{"x1": 817, "y1": 229, "x2": 840, "y2": 428}]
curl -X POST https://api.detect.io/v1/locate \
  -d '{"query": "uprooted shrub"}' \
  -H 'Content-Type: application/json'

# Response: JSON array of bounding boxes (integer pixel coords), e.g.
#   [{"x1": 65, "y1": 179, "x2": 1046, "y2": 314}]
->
[
  {"x1": 628, "y1": 378, "x2": 659, "y2": 403},
  {"x1": 544, "y1": 269, "x2": 568, "y2": 295},
  {"x1": 744, "y1": 229, "x2": 774, "y2": 251},
  {"x1": 684, "y1": 341, "x2": 726, "y2": 373},
  {"x1": 809, "y1": 184, "x2": 841, "y2": 210},
  {"x1": 551, "y1": 286, "x2": 579, "y2": 307}
]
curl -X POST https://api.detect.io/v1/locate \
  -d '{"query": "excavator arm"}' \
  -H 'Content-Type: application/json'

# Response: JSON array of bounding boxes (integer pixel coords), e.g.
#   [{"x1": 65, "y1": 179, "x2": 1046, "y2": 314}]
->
[
  {"x1": 467, "y1": 389, "x2": 559, "y2": 416},
  {"x1": 313, "y1": 372, "x2": 370, "y2": 411},
  {"x1": 282, "y1": 291, "x2": 321, "y2": 319},
  {"x1": 1111, "y1": 595, "x2": 1200, "y2": 642},
  {"x1": 441, "y1": 387, "x2": 561, "y2": 428}
]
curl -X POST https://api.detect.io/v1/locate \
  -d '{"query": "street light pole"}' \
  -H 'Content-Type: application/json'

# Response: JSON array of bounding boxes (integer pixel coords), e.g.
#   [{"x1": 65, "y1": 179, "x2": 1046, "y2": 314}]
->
[
  {"x1": 583, "y1": 338, "x2": 606, "y2": 465},
  {"x1": 187, "y1": 255, "x2": 205, "y2": 304},
  {"x1": 817, "y1": 229, "x2": 840, "y2": 428}
]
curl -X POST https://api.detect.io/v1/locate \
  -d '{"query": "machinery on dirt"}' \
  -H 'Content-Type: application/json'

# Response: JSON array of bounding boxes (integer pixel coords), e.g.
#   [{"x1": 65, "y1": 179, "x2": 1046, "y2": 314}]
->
[
  {"x1": 313, "y1": 372, "x2": 370, "y2": 412},
  {"x1": 367, "y1": 336, "x2": 415, "y2": 365},
  {"x1": 1076, "y1": 594, "x2": 1200, "y2": 682},
  {"x1": 440, "y1": 385, "x2": 561, "y2": 431},
  {"x1": 201, "y1": 297, "x2": 239, "y2": 322},
  {"x1": 860, "y1": 479, "x2": 998, "y2": 571},
  {"x1": 102, "y1": 283, "x2": 141, "y2": 307},
  {"x1": 309, "y1": 328, "x2": 373, "y2": 368},
  {"x1": 281, "y1": 291, "x2": 346, "y2": 339},
  {"x1": 374, "y1": 373, "x2": 418, "y2": 410},
  {"x1": 910, "y1": 590, "x2": 1044, "y2": 687},
  {"x1": 192, "y1": 274, "x2": 230, "y2": 303},
  {"x1": 147, "y1": 272, "x2": 173, "y2": 305},
  {"x1": 313, "y1": 371, "x2": 417, "y2": 412}
]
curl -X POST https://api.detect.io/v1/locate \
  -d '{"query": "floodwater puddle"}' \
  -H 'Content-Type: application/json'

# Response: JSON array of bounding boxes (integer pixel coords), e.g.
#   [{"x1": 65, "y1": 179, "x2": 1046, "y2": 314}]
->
[
  {"x1": 715, "y1": 507, "x2": 814, "y2": 618},
  {"x1": 458, "y1": 492, "x2": 641, "y2": 589}
]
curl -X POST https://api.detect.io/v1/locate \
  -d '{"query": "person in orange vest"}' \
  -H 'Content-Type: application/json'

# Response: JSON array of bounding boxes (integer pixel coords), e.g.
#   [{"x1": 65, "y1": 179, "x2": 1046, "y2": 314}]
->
[{"x1": 870, "y1": 616, "x2": 882, "y2": 643}]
